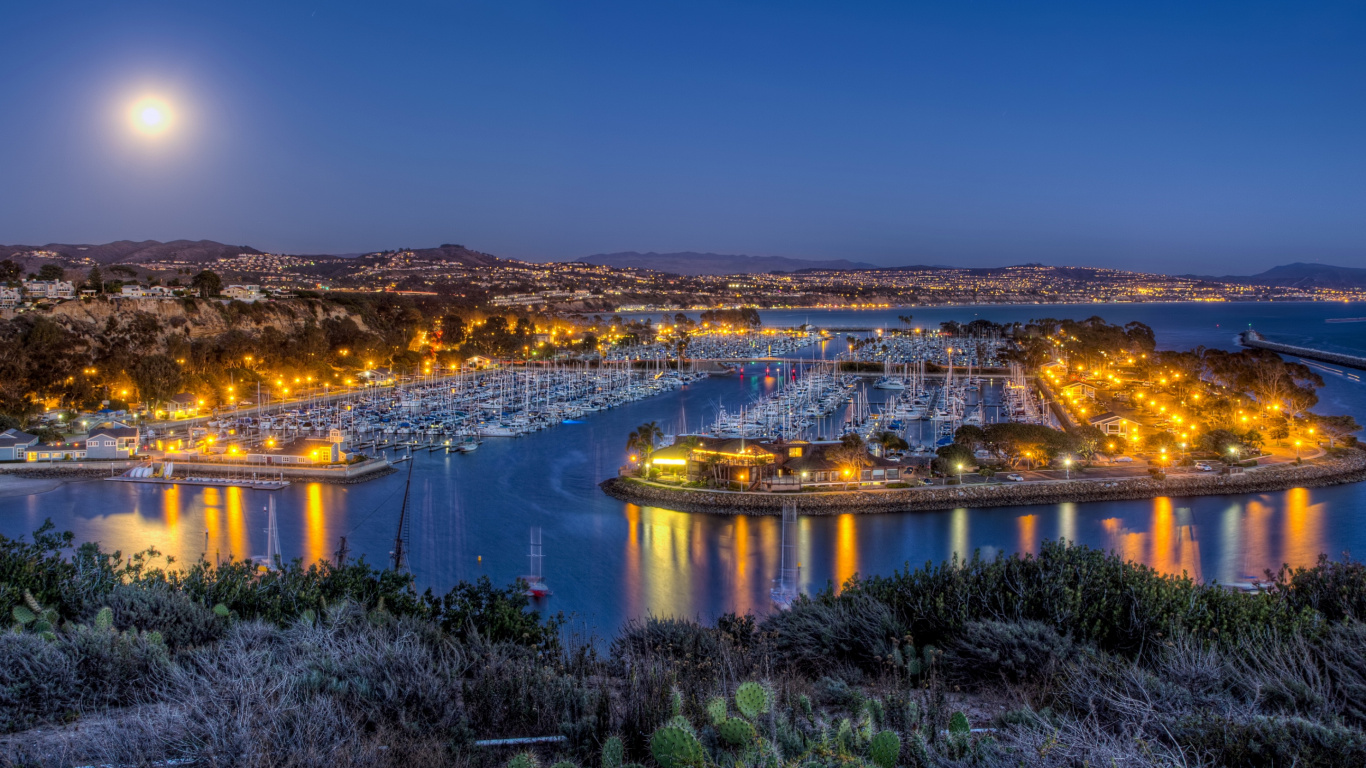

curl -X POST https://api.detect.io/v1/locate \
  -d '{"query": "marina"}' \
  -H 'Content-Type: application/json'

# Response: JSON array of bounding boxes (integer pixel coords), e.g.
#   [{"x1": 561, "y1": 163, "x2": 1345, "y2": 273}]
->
[{"x1": 3, "y1": 302, "x2": 1364, "y2": 632}]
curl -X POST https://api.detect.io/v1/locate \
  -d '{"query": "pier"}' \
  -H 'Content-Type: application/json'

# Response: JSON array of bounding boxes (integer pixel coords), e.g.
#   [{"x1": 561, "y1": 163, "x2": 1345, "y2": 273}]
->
[{"x1": 1240, "y1": 330, "x2": 1366, "y2": 372}]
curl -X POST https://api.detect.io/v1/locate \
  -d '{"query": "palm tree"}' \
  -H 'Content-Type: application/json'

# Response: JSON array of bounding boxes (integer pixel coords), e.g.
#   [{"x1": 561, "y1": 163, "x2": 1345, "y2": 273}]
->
[{"x1": 629, "y1": 422, "x2": 664, "y2": 459}]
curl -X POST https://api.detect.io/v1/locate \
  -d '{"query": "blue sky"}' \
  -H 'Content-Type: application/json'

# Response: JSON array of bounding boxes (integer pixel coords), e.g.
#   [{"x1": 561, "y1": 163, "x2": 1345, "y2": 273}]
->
[{"x1": 1, "y1": 1, "x2": 1363, "y2": 273}]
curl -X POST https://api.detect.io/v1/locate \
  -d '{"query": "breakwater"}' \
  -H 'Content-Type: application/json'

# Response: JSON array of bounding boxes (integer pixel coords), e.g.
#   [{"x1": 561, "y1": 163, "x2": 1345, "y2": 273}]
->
[
  {"x1": 601, "y1": 449, "x2": 1366, "y2": 515},
  {"x1": 0, "y1": 458, "x2": 396, "y2": 485},
  {"x1": 1242, "y1": 330, "x2": 1366, "y2": 372}
]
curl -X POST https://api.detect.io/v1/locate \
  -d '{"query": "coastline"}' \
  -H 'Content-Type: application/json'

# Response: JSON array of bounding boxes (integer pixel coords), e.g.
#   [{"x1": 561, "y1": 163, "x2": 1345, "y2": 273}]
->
[{"x1": 600, "y1": 448, "x2": 1366, "y2": 515}]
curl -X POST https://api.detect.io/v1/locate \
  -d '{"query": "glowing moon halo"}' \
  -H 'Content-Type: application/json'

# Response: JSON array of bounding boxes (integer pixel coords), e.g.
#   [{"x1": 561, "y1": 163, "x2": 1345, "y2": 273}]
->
[{"x1": 130, "y1": 98, "x2": 173, "y2": 136}]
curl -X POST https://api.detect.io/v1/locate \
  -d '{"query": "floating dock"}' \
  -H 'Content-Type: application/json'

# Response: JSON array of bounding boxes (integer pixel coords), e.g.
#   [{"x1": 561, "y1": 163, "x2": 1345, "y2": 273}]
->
[{"x1": 106, "y1": 475, "x2": 290, "y2": 490}]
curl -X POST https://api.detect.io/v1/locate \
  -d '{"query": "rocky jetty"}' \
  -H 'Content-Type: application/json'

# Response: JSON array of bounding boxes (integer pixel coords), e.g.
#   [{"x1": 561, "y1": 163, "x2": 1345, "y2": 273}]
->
[{"x1": 600, "y1": 450, "x2": 1366, "y2": 515}]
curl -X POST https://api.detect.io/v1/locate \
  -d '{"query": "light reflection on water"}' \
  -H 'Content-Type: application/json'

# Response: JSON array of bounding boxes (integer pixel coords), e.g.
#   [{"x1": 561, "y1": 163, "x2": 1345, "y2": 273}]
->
[{"x1": 1, "y1": 302, "x2": 1362, "y2": 633}]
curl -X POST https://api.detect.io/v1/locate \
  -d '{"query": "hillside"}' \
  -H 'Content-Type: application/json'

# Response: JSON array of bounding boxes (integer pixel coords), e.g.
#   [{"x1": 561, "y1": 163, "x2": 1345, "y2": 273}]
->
[
  {"x1": 0, "y1": 240, "x2": 263, "y2": 266},
  {"x1": 1186, "y1": 262, "x2": 1366, "y2": 290},
  {"x1": 580, "y1": 251, "x2": 879, "y2": 275}
]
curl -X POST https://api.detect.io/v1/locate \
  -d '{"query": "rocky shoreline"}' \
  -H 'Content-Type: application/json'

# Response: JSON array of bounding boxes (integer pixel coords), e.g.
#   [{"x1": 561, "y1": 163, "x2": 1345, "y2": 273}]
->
[{"x1": 600, "y1": 449, "x2": 1366, "y2": 515}]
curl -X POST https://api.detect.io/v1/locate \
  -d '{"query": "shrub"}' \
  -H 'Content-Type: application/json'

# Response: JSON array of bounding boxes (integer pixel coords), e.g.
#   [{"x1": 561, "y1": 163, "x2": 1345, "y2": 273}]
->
[
  {"x1": 0, "y1": 632, "x2": 79, "y2": 733},
  {"x1": 942, "y1": 620, "x2": 1073, "y2": 684},
  {"x1": 99, "y1": 583, "x2": 223, "y2": 650},
  {"x1": 763, "y1": 592, "x2": 903, "y2": 676}
]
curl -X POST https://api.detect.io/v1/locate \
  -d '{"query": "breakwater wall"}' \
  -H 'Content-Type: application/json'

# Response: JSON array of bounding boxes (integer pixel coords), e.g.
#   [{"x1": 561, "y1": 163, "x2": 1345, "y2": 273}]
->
[
  {"x1": 0, "y1": 458, "x2": 396, "y2": 485},
  {"x1": 1242, "y1": 330, "x2": 1366, "y2": 372},
  {"x1": 601, "y1": 450, "x2": 1366, "y2": 515}
]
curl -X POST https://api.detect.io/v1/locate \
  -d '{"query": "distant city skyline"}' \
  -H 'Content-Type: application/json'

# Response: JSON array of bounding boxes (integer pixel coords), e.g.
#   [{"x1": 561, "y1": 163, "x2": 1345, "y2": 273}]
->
[{"x1": 2, "y1": 1, "x2": 1363, "y2": 274}]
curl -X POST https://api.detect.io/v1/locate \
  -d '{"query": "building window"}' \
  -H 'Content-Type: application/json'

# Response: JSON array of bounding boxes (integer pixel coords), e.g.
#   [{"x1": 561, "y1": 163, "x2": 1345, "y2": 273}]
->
[{"x1": 788, "y1": 447, "x2": 803, "y2": 458}]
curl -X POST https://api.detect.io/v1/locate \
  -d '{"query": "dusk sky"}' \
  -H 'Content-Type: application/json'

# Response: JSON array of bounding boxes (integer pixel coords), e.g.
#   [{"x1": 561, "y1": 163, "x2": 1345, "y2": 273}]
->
[{"x1": 2, "y1": 1, "x2": 1363, "y2": 273}]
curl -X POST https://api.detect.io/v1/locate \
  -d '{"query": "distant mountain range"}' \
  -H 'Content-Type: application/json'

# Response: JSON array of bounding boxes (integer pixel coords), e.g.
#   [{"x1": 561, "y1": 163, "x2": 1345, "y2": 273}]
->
[
  {"x1": 579, "y1": 251, "x2": 880, "y2": 276},
  {"x1": 1185, "y1": 262, "x2": 1366, "y2": 290}
]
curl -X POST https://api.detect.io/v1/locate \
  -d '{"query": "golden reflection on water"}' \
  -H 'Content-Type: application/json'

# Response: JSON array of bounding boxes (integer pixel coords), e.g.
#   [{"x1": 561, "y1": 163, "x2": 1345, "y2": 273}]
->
[
  {"x1": 225, "y1": 486, "x2": 247, "y2": 561},
  {"x1": 1016, "y1": 514, "x2": 1037, "y2": 556},
  {"x1": 162, "y1": 484, "x2": 180, "y2": 533},
  {"x1": 834, "y1": 514, "x2": 857, "y2": 591},
  {"x1": 733, "y1": 516, "x2": 752, "y2": 615},
  {"x1": 305, "y1": 484, "x2": 325, "y2": 565},
  {"x1": 1283, "y1": 487, "x2": 1323, "y2": 567},
  {"x1": 623, "y1": 504, "x2": 642, "y2": 619}
]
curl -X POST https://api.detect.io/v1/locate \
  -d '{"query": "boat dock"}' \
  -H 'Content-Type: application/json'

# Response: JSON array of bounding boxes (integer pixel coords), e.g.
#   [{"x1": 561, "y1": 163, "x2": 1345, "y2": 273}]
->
[{"x1": 106, "y1": 475, "x2": 291, "y2": 490}]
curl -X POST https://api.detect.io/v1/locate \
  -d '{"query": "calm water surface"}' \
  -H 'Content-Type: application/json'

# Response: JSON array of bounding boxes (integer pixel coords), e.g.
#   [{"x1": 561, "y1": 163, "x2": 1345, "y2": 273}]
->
[{"x1": 2, "y1": 302, "x2": 1363, "y2": 634}]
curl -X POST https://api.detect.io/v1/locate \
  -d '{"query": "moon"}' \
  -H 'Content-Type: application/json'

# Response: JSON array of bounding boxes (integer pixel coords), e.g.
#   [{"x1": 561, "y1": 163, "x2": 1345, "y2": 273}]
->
[{"x1": 130, "y1": 98, "x2": 172, "y2": 136}]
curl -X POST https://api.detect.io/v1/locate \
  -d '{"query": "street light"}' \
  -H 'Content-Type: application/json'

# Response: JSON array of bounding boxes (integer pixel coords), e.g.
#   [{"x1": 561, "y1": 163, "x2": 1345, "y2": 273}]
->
[
  {"x1": 957, "y1": 462, "x2": 964, "y2": 483},
  {"x1": 1064, "y1": 457, "x2": 1072, "y2": 479},
  {"x1": 1295, "y1": 439, "x2": 1302, "y2": 459}
]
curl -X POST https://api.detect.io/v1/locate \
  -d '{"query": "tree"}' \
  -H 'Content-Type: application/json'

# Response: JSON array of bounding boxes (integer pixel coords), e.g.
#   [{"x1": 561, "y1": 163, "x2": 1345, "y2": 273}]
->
[
  {"x1": 933, "y1": 443, "x2": 975, "y2": 477},
  {"x1": 439, "y1": 314, "x2": 466, "y2": 346},
  {"x1": 190, "y1": 270, "x2": 222, "y2": 298},
  {"x1": 0, "y1": 260, "x2": 23, "y2": 283},
  {"x1": 130, "y1": 354, "x2": 182, "y2": 408},
  {"x1": 1315, "y1": 415, "x2": 1361, "y2": 448},
  {"x1": 85, "y1": 267, "x2": 103, "y2": 293},
  {"x1": 873, "y1": 430, "x2": 908, "y2": 454},
  {"x1": 626, "y1": 422, "x2": 664, "y2": 475},
  {"x1": 38, "y1": 264, "x2": 65, "y2": 282},
  {"x1": 827, "y1": 440, "x2": 873, "y2": 489}
]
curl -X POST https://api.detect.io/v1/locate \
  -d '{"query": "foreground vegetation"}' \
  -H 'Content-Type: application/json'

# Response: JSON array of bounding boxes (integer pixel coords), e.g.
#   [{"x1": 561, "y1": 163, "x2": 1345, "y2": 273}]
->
[{"x1": 6, "y1": 524, "x2": 1366, "y2": 766}]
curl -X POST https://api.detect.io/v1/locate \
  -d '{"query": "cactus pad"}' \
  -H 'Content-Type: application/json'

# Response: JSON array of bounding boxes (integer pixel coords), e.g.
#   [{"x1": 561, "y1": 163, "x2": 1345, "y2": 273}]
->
[
  {"x1": 869, "y1": 730, "x2": 900, "y2": 768},
  {"x1": 718, "y1": 717, "x2": 756, "y2": 746},
  {"x1": 734, "y1": 681, "x2": 771, "y2": 719},
  {"x1": 506, "y1": 752, "x2": 540, "y2": 768},
  {"x1": 650, "y1": 725, "x2": 704, "y2": 768},
  {"x1": 601, "y1": 735, "x2": 624, "y2": 768},
  {"x1": 94, "y1": 606, "x2": 113, "y2": 631},
  {"x1": 948, "y1": 711, "x2": 970, "y2": 736},
  {"x1": 706, "y1": 696, "x2": 728, "y2": 725}
]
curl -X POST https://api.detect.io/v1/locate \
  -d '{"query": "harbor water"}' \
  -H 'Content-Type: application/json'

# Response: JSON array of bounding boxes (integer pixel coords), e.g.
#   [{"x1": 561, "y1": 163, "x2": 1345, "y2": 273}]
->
[{"x1": 2, "y1": 301, "x2": 1364, "y2": 636}]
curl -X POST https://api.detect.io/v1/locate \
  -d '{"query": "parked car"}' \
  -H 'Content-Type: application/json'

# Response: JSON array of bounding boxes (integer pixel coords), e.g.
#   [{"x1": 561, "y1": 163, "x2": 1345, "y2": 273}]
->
[
  {"x1": 1196, "y1": 463, "x2": 1214, "y2": 472},
  {"x1": 1006, "y1": 473, "x2": 1025, "y2": 482}
]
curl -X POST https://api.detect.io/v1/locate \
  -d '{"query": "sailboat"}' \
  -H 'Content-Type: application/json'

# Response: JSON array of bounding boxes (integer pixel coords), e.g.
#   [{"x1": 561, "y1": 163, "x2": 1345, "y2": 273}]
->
[
  {"x1": 771, "y1": 502, "x2": 800, "y2": 610},
  {"x1": 523, "y1": 527, "x2": 551, "y2": 597}
]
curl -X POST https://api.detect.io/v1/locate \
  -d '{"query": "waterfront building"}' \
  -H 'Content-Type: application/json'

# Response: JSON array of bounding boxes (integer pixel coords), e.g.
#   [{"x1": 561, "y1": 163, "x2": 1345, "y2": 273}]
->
[
  {"x1": 645, "y1": 436, "x2": 903, "y2": 491},
  {"x1": 165, "y1": 393, "x2": 202, "y2": 418},
  {"x1": 0, "y1": 428, "x2": 39, "y2": 461},
  {"x1": 20, "y1": 279, "x2": 75, "y2": 300},
  {"x1": 83, "y1": 423, "x2": 140, "y2": 460}
]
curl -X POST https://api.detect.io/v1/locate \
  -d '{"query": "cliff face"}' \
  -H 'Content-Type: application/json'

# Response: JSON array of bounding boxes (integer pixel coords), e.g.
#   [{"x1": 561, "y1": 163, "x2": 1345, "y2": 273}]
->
[{"x1": 42, "y1": 298, "x2": 371, "y2": 341}]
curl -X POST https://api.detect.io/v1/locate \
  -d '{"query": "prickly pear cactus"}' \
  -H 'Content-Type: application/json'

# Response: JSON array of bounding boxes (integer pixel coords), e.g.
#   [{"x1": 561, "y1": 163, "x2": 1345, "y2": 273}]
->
[
  {"x1": 865, "y1": 698, "x2": 884, "y2": 730},
  {"x1": 12, "y1": 604, "x2": 35, "y2": 625},
  {"x1": 734, "y1": 681, "x2": 771, "y2": 720},
  {"x1": 706, "y1": 696, "x2": 728, "y2": 726},
  {"x1": 948, "y1": 711, "x2": 970, "y2": 737},
  {"x1": 868, "y1": 730, "x2": 900, "y2": 768},
  {"x1": 718, "y1": 716, "x2": 756, "y2": 746},
  {"x1": 213, "y1": 603, "x2": 231, "y2": 618},
  {"x1": 94, "y1": 606, "x2": 114, "y2": 631},
  {"x1": 798, "y1": 694, "x2": 813, "y2": 718},
  {"x1": 671, "y1": 687, "x2": 684, "y2": 717},
  {"x1": 650, "y1": 725, "x2": 704, "y2": 768},
  {"x1": 506, "y1": 752, "x2": 540, "y2": 768},
  {"x1": 601, "y1": 735, "x2": 624, "y2": 768}
]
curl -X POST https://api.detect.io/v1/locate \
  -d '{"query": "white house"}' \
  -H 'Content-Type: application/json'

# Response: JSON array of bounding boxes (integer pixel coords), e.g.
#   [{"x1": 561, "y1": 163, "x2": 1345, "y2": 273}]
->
[
  {"x1": 21, "y1": 280, "x2": 75, "y2": 300},
  {"x1": 0, "y1": 286, "x2": 19, "y2": 308},
  {"x1": 224, "y1": 284, "x2": 265, "y2": 302}
]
